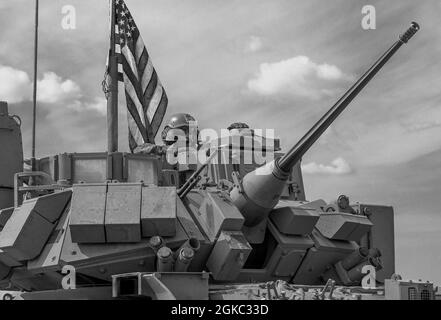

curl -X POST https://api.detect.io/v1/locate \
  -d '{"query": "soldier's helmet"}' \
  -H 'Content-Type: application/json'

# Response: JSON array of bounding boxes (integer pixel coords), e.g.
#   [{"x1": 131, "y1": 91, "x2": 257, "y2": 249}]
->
[
  {"x1": 227, "y1": 122, "x2": 253, "y2": 136},
  {"x1": 227, "y1": 122, "x2": 249, "y2": 131},
  {"x1": 161, "y1": 113, "x2": 197, "y2": 145}
]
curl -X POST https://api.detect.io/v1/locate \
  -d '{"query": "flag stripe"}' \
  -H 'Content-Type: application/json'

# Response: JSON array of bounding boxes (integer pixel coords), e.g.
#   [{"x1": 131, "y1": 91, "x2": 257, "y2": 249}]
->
[
  {"x1": 120, "y1": 54, "x2": 145, "y2": 109},
  {"x1": 143, "y1": 68, "x2": 158, "y2": 100},
  {"x1": 135, "y1": 36, "x2": 145, "y2": 65},
  {"x1": 128, "y1": 130, "x2": 138, "y2": 152},
  {"x1": 147, "y1": 84, "x2": 163, "y2": 122},
  {"x1": 127, "y1": 114, "x2": 144, "y2": 146},
  {"x1": 137, "y1": 48, "x2": 149, "y2": 79},
  {"x1": 150, "y1": 90, "x2": 168, "y2": 137},
  {"x1": 121, "y1": 46, "x2": 138, "y2": 80},
  {"x1": 125, "y1": 90, "x2": 148, "y2": 142},
  {"x1": 141, "y1": 57, "x2": 154, "y2": 93},
  {"x1": 124, "y1": 75, "x2": 146, "y2": 127}
]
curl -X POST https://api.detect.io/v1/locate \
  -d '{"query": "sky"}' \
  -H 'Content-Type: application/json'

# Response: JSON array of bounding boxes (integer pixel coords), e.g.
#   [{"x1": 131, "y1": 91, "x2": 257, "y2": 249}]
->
[{"x1": 0, "y1": 0, "x2": 440, "y2": 285}]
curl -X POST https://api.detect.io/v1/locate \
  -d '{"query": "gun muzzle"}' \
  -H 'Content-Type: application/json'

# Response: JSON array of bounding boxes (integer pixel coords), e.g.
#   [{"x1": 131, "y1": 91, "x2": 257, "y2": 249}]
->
[{"x1": 399, "y1": 22, "x2": 420, "y2": 43}]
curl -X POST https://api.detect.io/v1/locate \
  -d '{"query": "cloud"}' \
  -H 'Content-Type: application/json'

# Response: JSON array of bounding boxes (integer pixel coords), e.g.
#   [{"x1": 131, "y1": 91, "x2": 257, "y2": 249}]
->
[
  {"x1": 302, "y1": 157, "x2": 352, "y2": 175},
  {"x1": 247, "y1": 56, "x2": 353, "y2": 99},
  {"x1": 0, "y1": 65, "x2": 32, "y2": 103},
  {"x1": 245, "y1": 36, "x2": 263, "y2": 53},
  {"x1": 0, "y1": 65, "x2": 82, "y2": 105},
  {"x1": 84, "y1": 97, "x2": 107, "y2": 115},
  {"x1": 405, "y1": 121, "x2": 441, "y2": 132},
  {"x1": 37, "y1": 72, "x2": 82, "y2": 103},
  {"x1": 0, "y1": 63, "x2": 106, "y2": 124},
  {"x1": 67, "y1": 97, "x2": 107, "y2": 115}
]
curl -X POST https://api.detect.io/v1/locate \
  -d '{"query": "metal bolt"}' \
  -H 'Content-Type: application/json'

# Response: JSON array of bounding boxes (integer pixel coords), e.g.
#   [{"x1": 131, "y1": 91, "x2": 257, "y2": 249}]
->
[
  {"x1": 157, "y1": 246, "x2": 172, "y2": 258},
  {"x1": 180, "y1": 247, "x2": 194, "y2": 260},
  {"x1": 149, "y1": 236, "x2": 162, "y2": 248}
]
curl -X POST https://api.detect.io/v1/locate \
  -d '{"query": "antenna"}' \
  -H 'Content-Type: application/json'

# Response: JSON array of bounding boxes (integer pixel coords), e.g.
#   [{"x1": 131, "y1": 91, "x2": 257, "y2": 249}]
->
[{"x1": 31, "y1": 0, "x2": 39, "y2": 170}]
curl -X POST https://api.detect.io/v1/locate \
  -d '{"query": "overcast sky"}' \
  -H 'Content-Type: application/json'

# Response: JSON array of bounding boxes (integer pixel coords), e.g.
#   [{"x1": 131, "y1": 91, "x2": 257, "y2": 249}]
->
[{"x1": 1, "y1": 0, "x2": 440, "y2": 285}]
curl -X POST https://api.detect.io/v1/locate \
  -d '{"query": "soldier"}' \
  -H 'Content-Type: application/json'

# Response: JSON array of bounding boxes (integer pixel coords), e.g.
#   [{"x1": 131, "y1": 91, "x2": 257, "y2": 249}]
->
[{"x1": 133, "y1": 113, "x2": 198, "y2": 156}]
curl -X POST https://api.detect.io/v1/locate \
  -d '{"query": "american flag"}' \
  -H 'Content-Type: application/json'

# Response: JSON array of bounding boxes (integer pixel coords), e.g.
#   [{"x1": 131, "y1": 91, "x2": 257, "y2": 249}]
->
[{"x1": 108, "y1": 0, "x2": 168, "y2": 151}]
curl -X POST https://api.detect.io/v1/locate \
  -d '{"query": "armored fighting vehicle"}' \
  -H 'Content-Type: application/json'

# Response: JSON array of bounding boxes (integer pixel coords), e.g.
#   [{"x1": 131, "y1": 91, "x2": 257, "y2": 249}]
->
[{"x1": 0, "y1": 22, "x2": 422, "y2": 300}]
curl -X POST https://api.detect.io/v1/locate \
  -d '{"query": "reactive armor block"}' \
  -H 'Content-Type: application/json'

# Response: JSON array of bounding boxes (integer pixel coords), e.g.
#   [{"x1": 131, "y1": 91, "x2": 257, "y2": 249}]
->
[
  {"x1": 190, "y1": 191, "x2": 244, "y2": 242},
  {"x1": 70, "y1": 184, "x2": 107, "y2": 243},
  {"x1": 270, "y1": 202, "x2": 319, "y2": 235},
  {"x1": 141, "y1": 186, "x2": 177, "y2": 237},
  {"x1": 0, "y1": 191, "x2": 70, "y2": 262},
  {"x1": 206, "y1": 231, "x2": 252, "y2": 281},
  {"x1": 0, "y1": 203, "x2": 54, "y2": 261},
  {"x1": 315, "y1": 212, "x2": 372, "y2": 241},
  {"x1": 105, "y1": 183, "x2": 142, "y2": 243}
]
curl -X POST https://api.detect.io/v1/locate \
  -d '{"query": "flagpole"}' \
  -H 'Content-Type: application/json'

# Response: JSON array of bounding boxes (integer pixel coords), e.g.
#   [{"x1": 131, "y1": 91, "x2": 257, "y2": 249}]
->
[
  {"x1": 31, "y1": 0, "x2": 39, "y2": 170},
  {"x1": 107, "y1": 0, "x2": 118, "y2": 152}
]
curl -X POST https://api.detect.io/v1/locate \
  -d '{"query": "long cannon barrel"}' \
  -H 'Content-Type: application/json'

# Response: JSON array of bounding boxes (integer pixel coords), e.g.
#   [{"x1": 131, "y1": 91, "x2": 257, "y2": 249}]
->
[{"x1": 230, "y1": 22, "x2": 420, "y2": 236}]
